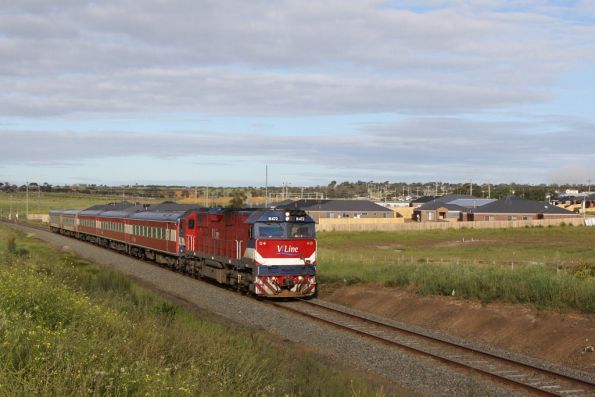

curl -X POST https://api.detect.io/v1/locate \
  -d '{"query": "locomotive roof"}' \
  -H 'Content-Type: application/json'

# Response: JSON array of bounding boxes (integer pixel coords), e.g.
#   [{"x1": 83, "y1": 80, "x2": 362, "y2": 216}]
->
[{"x1": 244, "y1": 209, "x2": 314, "y2": 224}]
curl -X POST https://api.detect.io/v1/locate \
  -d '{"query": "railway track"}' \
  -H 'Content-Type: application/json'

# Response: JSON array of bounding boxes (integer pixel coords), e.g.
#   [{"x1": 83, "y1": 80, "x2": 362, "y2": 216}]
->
[
  {"x1": 269, "y1": 299, "x2": 595, "y2": 397},
  {"x1": 4, "y1": 220, "x2": 595, "y2": 396}
]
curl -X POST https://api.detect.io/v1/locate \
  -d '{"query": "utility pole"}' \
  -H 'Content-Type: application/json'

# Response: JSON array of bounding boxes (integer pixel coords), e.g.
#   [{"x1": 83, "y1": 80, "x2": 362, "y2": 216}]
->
[
  {"x1": 488, "y1": 183, "x2": 491, "y2": 199},
  {"x1": 26, "y1": 181, "x2": 29, "y2": 220},
  {"x1": 205, "y1": 186, "x2": 209, "y2": 207},
  {"x1": 469, "y1": 181, "x2": 473, "y2": 196},
  {"x1": 265, "y1": 165, "x2": 268, "y2": 207}
]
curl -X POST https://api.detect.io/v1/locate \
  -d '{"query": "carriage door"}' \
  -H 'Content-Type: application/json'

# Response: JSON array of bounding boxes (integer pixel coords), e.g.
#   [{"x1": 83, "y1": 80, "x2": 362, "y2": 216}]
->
[{"x1": 185, "y1": 213, "x2": 197, "y2": 252}]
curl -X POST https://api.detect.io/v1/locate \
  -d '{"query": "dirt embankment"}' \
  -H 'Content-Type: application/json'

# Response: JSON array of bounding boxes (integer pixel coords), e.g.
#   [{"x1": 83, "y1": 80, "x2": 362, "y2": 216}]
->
[{"x1": 323, "y1": 284, "x2": 595, "y2": 373}]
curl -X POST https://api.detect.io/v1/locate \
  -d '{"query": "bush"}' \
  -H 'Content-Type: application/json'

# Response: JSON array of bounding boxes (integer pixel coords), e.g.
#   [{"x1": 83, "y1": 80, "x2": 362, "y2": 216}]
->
[
  {"x1": 319, "y1": 259, "x2": 595, "y2": 313},
  {"x1": 6, "y1": 236, "x2": 16, "y2": 254},
  {"x1": 0, "y1": 228, "x2": 379, "y2": 396}
]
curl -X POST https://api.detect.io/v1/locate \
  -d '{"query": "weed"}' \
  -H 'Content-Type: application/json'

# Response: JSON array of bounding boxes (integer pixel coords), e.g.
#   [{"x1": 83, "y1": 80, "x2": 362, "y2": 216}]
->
[{"x1": 0, "y1": 226, "x2": 380, "y2": 396}]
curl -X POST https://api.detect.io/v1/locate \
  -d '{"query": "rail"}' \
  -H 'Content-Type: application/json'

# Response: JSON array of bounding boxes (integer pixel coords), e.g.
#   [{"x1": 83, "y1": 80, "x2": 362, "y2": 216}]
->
[{"x1": 268, "y1": 299, "x2": 595, "y2": 397}]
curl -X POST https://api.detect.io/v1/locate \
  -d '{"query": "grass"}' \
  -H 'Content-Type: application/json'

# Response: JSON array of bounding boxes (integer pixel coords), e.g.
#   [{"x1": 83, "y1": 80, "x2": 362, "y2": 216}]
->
[
  {"x1": 317, "y1": 227, "x2": 595, "y2": 313},
  {"x1": 0, "y1": 226, "x2": 382, "y2": 396},
  {"x1": 0, "y1": 192, "x2": 162, "y2": 217},
  {"x1": 318, "y1": 226, "x2": 595, "y2": 266}
]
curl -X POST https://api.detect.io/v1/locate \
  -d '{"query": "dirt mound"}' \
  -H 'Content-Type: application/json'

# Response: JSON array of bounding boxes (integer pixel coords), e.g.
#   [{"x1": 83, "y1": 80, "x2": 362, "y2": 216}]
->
[{"x1": 324, "y1": 284, "x2": 595, "y2": 373}]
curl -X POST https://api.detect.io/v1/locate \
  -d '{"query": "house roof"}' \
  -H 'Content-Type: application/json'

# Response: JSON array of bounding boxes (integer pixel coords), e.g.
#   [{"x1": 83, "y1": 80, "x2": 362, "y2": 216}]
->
[
  {"x1": 278, "y1": 199, "x2": 393, "y2": 212},
  {"x1": 448, "y1": 198, "x2": 497, "y2": 208},
  {"x1": 416, "y1": 195, "x2": 488, "y2": 211},
  {"x1": 469, "y1": 197, "x2": 576, "y2": 215},
  {"x1": 410, "y1": 196, "x2": 437, "y2": 204},
  {"x1": 416, "y1": 202, "x2": 468, "y2": 212}
]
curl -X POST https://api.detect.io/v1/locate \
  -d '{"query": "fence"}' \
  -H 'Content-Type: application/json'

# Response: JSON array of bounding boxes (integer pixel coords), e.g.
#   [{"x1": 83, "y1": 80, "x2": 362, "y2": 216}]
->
[
  {"x1": 316, "y1": 216, "x2": 588, "y2": 232},
  {"x1": 26, "y1": 214, "x2": 50, "y2": 223}
]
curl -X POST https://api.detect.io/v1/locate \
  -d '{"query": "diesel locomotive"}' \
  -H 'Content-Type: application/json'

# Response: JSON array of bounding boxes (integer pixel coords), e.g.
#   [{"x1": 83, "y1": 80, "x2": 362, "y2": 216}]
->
[{"x1": 49, "y1": 202, "x2": 317, "y2": 298}]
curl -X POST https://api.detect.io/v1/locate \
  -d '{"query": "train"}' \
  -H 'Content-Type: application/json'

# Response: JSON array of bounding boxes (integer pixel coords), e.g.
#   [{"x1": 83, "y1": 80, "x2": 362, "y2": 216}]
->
[{"x1": 49, "y1": 202, "x2": 317, "y2": 298}]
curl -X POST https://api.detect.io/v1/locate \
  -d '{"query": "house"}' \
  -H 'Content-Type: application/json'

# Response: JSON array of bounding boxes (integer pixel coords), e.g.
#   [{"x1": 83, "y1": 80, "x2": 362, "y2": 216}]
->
[
  {"x1": 413, "y1": 195, "x2": 496, "y2": 222},
  {"x1": 409, "y1": 196, "x2": 437, "y2": 208},
  {"x1": 467, "y1": 197, "x2": 579, "y2": 221},
  {"x1": 277, "y1": 199, "x2": 394, "y2": 222}
]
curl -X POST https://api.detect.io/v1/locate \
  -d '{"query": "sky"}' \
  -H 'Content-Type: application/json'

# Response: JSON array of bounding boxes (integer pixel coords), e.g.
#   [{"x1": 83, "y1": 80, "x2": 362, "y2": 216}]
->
[{"x1": 1, "y1": 0, "x2": 595, "y2": 186}]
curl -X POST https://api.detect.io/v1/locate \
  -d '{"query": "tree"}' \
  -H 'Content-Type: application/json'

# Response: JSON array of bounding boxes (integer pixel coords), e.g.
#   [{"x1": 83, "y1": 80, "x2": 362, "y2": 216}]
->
[
  {"x1": 229, "y1": 191, "x2": 247, "y2": 208},
  {"x1": 523, "y1": 188, "x2": 547, "y2": 201}
]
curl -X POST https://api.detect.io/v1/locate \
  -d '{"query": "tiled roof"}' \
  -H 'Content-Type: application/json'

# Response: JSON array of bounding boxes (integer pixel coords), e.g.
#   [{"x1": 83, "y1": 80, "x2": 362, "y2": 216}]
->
[
  {"x1": 278, "y1": 199, "x2": 392, "y2": 212},
  {"x1": 417, "y1": 195, "x2": 483, "y2": 211},
  {"x1": 469, "y1": 197, "x2": 576, "y2": 214}
]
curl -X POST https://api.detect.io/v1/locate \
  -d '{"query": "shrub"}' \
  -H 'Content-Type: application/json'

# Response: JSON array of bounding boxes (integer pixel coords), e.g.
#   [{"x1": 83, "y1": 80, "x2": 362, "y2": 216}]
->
[{"x1": 0, "y1": 228, "x2": 379, "y2": 396}]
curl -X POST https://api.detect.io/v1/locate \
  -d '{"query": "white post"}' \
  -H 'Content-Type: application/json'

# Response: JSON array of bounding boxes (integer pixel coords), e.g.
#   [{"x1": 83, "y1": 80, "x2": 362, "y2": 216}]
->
[
  {"x1": 26, "y1": 181, "x2": 29, "y2": 220},
  {"x1": 265, "y1": 165, "x2": 268, "y2": 208}
]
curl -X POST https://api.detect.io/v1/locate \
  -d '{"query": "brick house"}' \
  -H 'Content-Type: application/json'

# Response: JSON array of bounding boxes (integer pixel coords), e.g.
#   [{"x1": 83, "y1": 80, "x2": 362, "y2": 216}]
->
[
  {"x1": 466, "y1": 197, "x2": 579, "y2": 221},
  {"x1": 277, "y1": 199, "x2": 394, "y2": 222},
  {"x1": 412, "y1": 195, "x2": 496, "y2": 222}
]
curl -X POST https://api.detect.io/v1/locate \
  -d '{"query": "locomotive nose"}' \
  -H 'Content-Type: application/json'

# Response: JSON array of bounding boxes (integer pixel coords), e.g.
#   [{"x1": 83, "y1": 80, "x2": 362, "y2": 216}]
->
[{"x1": 283, "y1": 278, "x2": 294, "y2": 287}]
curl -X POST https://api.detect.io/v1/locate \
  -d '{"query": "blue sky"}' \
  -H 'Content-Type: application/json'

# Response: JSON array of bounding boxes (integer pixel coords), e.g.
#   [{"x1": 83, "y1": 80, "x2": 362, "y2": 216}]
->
[{"x1": 1, "y1": 0, "x2": 594, "y2": 186}]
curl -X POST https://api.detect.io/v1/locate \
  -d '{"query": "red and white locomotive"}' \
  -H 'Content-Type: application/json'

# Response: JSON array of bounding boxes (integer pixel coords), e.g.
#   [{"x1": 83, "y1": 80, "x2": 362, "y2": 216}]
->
[{"x1": 49, "y1": 202, "x2": 317, "y2": 298}]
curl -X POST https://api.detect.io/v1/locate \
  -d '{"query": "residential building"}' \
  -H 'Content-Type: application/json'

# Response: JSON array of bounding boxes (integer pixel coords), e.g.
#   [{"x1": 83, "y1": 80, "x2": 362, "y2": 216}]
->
[
  {"x1": 277, "y1": 199, "x2": 394, "y2": 222},
  {"x1": 413, "y1": 195, "x2": 496, "y2": 222},
  {"x1": 467, "y1": 197, "x2": 579, "y2": 221}
]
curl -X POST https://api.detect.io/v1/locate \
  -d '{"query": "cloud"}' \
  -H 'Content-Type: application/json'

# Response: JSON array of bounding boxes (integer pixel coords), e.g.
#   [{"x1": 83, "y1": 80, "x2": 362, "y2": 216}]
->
[
  {"x1": 549, "y1": 164, "x2": 593, "y2": 185},
  {"x1": 0, "y1": 68, "x2": 548, "y2": 117},
  {"x1": 0, "y1": 0, "x2": 593, "y2": 117},
  {"x1": 2, "y1": 116, "x2": 594, "y2": 183}
]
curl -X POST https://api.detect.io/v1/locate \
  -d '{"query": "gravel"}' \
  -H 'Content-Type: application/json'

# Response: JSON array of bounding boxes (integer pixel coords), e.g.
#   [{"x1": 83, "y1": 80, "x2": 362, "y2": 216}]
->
[
  {"x1": 8, "y1": 223, "x2": 532, "y2": 397},
  {"x1": 314, "y1": 299, "x2": 595, "y2": 385}
]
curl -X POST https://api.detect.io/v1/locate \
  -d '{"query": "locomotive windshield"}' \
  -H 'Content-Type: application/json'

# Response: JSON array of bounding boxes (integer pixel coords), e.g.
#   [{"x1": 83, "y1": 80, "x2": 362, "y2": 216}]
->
[
  {"x1": 254, "y1": 222, "x2": 315, "y2": 239},
  {"x1": 255, "y1": 223, "x2": 285, "y2": 238}
]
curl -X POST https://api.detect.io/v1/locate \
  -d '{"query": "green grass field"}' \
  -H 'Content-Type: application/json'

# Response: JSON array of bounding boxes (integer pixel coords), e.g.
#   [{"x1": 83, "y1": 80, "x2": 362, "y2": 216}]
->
[
  {"x1": 317, "y1": 227, "x2": 595, "y2": 313},
  {"x1": 0, "y1": 226, "x2": 381, "y2": 396},
  {"x1": 0, "y1": 192, "x2": 161, "y2": 217}
]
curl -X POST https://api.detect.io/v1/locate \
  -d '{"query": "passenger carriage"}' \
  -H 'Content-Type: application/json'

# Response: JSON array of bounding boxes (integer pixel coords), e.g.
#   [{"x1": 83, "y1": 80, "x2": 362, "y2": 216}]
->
[{"x1": 49, "y1": 202, "x2": 317, "y2": 298}]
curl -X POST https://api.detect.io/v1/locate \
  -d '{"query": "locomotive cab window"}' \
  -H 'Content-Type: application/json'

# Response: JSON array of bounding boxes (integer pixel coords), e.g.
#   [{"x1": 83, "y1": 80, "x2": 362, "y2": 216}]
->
[
  {"x1": 253, "y1": 222, "x2": 315, "y2": 239},
  {"x1": 288, "y1": 223, "x2": 315, "y2": 238},
  {"x1": 254, "y1": 223, "x2": 284, "y2": 238},
  {"x1": 188, "y1": 219, "x2": 195, "y2": 230}
]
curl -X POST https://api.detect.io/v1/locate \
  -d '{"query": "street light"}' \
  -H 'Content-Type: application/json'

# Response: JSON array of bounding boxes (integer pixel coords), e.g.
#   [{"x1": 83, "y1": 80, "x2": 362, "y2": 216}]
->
[{"x1": 26, "y1": 181, "x2": 29, "y2": 221}]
